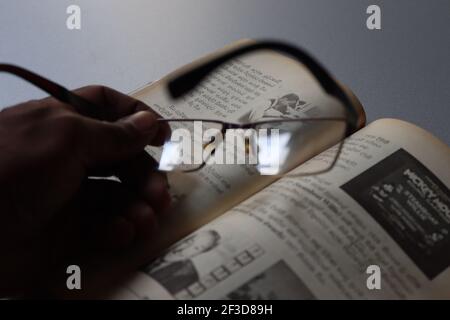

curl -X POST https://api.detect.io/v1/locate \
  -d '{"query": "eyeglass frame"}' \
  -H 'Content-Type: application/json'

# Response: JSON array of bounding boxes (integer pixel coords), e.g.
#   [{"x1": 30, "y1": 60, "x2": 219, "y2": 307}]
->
[
  {"x1": 0, "y1": 40, "x2": 358, "y2": 176},
  {"x1": 154, "y1": 117, "x2": 348, "y2": 176}
]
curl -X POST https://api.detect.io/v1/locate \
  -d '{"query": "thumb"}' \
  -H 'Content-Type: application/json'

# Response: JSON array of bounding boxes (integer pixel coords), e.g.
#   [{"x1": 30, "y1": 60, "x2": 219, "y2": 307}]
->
[{"x1": 78, "y1": 111, "x2": 161, "y2": 167}]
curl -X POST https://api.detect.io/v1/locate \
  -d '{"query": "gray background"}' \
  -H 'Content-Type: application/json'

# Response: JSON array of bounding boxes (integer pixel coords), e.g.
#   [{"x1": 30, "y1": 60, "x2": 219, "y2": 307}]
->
[{"x1": 1, "y1": 0, "x2": 449, "y2": 143}]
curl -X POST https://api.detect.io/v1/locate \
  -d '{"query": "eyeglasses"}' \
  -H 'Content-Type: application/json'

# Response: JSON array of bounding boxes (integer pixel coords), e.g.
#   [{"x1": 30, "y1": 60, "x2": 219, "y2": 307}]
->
[
  {"x1": 0, "y1": 40, "x2": 359, "y2": 177},
  {"x1": 149, "y1": 40, "x2": 359, "y2": 176}
]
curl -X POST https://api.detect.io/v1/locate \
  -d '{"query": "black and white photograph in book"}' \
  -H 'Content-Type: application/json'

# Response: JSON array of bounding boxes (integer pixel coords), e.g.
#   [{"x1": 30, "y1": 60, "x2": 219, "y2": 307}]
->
[
  {"x1": 224, "y1": 260, "x2": 316, "y2": 300},
  {"x1": 238, "y1": 93, "x2": 316, "y2": 122},
  {"x1": 142, "y1": 229, "x2": 221, "y2": 295},
  {"x1": 142, "y1": 228, "x2": 266, "y2": 298},
  {"x1": 341, "y1": 148, "x2": 450, "y2": 279}
]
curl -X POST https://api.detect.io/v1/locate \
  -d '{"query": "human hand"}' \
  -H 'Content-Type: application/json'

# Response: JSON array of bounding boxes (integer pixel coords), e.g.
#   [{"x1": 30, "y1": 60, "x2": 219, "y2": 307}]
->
[{"x1": 0, "y1": 85, "x2": 170, "y2": 297}]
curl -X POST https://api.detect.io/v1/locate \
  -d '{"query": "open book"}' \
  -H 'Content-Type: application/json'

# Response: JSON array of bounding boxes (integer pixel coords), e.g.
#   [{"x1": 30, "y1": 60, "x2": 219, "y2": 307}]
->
[{"x1": 101, "y1": 40, "x2": 449, "y2": 299}]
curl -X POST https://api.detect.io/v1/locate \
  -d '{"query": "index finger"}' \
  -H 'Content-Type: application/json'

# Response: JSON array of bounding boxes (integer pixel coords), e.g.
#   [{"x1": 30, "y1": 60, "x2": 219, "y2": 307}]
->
[
  {"x1": 71, "y1": 85, "x2": 170, "y2": 145},
  {"x1": 72, "y1": 85, "x2": 156, "y2": 121}
]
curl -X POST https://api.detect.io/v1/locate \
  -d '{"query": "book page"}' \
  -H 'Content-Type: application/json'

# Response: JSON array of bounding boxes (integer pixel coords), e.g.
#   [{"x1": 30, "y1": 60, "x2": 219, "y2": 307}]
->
[
  {"x1": 130, "y1": 40, "x2": 365, "y2": 256},
  {"x1": 122, "y1": 118, "x2": 450, "y2": 299}
]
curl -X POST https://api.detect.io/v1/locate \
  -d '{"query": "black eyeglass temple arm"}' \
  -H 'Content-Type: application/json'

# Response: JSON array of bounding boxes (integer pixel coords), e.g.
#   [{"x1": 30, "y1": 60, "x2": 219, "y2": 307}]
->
[
  {"x1": 167, "y1": 40, "x2": 359, "y2": 133},
  {"x1": 0, "y1": 63, "x2": 102, "y2": 118}
]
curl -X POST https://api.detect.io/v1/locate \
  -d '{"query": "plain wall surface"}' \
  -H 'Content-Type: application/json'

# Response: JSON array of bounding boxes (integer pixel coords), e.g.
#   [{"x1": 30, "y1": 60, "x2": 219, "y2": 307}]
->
[{"x1": 1, "y1": 0, "x2": 449, "y2": 143}]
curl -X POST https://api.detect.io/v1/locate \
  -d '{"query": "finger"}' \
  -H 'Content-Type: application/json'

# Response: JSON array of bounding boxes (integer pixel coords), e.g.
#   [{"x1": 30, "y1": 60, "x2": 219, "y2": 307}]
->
[
  {"x1": 115, "y1": 152, "x2": 171, "y2": 214},
  {"x1": 70, "y1": 85, "x2": 155, "y2": 120},
  {"x1": 42, "y1": 85, "x2": 170, "y2": 145},
  {"x1": 141, "y1": 171, "x2": 171, "y2": 214},
  {"x1": 76, "y1": 110, "x2": 162, "y2": 167},
  {"x1": 73, "y1": 85, "x2": 170, "y2": 145},
  {"x1": 97, "y1": 216, "x2": 135, "y2": 250},
  {"x1": 93, "y1": 201, "x2": 158, "y2": 250}
]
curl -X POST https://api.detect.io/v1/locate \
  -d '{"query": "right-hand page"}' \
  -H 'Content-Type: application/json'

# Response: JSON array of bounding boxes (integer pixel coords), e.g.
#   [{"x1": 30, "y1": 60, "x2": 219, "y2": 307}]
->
[
  {"x1": 129, "y1": 118, "x2": 449, "y2": 300},
  {"x1": 223, "y1": 118, "x2": 450, "y2": 299}
]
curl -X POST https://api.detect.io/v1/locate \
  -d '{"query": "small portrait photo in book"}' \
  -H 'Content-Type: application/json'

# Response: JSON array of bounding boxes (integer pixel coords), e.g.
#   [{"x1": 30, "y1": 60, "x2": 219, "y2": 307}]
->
[
  {"x1": 238, "y1": 92, "x2": 318, "y2": 123},
  {"x1": 142, "y1": 229, "x2": 221, "y2": 295}
]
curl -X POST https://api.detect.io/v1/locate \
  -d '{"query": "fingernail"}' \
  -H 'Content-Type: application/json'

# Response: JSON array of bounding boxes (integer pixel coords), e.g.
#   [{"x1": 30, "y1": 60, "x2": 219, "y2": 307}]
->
[{"x1": 126, "y1": 111, "x2": 158, "y2": 135}]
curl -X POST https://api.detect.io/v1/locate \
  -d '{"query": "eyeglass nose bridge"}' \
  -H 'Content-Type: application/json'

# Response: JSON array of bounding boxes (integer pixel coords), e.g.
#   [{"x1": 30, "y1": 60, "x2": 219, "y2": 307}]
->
[
  {"x1": 220, "y1": 122, "x2": 240, "y2": 135},
  {"x1": 223, "y1": 122, "x2": 253, "y2": 130}
]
